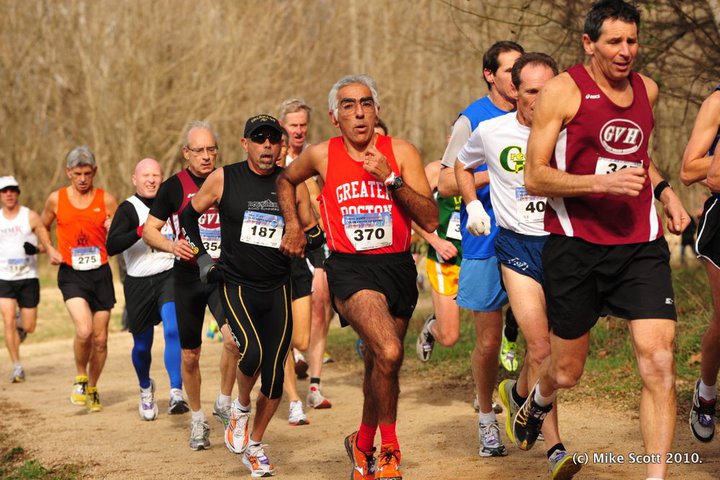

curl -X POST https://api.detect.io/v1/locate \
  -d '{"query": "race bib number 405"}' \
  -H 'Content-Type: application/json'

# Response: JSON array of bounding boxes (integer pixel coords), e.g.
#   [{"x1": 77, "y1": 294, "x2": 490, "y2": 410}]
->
[
  {"x1": 515, "y1": 186, "x2": 546, "y2": 224},
  {"x1": 240, "y1": 211, "x2": 284, "y2": 248},
  {"x1": 344, "y1": 212, "x2": 393, "y2": 251},
  {"x1": 595, "y1": 157, "x2": 642, "y2": 175},
  {"x1": 71, "y1": 246, "x2": 101, "y2": 271}
]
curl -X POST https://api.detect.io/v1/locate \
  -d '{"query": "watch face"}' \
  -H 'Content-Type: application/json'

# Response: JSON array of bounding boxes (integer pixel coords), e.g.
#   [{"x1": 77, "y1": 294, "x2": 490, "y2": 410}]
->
[{"x1": 388, "y1": 175, "x2": 403, "y2": 191}]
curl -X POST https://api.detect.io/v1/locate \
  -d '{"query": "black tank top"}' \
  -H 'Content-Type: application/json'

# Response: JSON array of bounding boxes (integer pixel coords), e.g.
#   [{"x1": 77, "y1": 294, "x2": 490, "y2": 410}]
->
[{"x1": 218, "y1": 161, "x2": 289, "y2": 290}]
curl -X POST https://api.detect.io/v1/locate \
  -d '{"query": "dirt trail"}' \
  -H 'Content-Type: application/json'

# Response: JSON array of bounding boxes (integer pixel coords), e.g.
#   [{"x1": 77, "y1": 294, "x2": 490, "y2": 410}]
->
[{"x1": 1, "y1": 326, "x2": 718, "y2": 479}]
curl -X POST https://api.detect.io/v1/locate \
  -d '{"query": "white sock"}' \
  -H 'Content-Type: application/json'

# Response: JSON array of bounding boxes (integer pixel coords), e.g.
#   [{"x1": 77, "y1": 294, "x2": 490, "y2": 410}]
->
[
  {"x1": 140, "y1": 385, "x2": 152, "y2": 394},
  {"x1": 234, "y1": 399, "x2": 250, "y2": 412},
  {"x1": 248, "y1": 435, "x2": 261, "y2": 446},
  {"x1": 191, "y1": 409, "x2": 205, "y2": 422},
  {"x1": 699, "y1": 379, "x2": 717, "y2": 401},
  {"x1": 217, "y1": 393, "x2": 232, "y2": 406},
  {"x1": 478, "y1": 410, "x2": 496, "y2": 425},
  {"x1": 533, "y1": 386, "x2": 556, "y2": 407}
]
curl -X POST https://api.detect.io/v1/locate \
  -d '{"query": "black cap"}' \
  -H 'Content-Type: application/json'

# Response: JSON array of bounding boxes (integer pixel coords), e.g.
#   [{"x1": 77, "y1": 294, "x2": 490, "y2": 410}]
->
[{"x1": 244, "y1": 114, "x2": 283, "y2": 138}]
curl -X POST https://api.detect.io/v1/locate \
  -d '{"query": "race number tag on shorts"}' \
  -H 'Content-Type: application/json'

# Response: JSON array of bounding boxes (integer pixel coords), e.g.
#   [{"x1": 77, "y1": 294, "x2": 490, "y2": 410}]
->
[
  {"x1": 446, "y1": 211, "x2": 462, "y2": 240},
  {"x1": 161, "y1": 222, "x2": 174, "y2": 241},
  {"x1": 343, "y1": 212, "x2": 392, "y2": 251},
  {"x1": 71, "y1": 246, "x2": 101, "y2": 271},
  {"x1": 595, "y1": 157, "x2": 642, "y2": 175},
  {"x1": 200, "y1": 227, "x2": 222, "y2": 258},
  {"x1": 515, "y1": 186, "x2": 546, "y2": 224},
  {"x1": 240, "y1": 211, "x2": 284, "y2": 248},
  {"x1": 6, "y1": 258, "x2": 30, "y2": 274}
]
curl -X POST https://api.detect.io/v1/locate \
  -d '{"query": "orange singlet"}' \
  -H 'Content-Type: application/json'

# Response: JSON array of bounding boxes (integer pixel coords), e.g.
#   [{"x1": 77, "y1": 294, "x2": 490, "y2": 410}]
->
[{"x1": 56, "y1": 187, "x2": 109, "y2": 269}]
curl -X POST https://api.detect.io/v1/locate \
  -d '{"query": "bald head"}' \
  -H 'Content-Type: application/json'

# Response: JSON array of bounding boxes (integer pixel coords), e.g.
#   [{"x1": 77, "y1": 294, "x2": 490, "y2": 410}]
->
[{"x1": 132, "y1": 158, "x2": 163, "y2": 199}]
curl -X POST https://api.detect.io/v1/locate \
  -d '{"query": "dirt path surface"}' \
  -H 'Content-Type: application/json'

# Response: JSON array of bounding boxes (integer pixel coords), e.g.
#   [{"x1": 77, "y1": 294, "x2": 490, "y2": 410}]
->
[{"x1": 2, "y1": 328, "x2": 719, "y2": 479}]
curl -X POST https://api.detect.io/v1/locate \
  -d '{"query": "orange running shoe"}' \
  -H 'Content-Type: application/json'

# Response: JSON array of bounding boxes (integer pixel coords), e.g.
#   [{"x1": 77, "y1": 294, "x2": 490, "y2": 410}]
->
[
  {"x1": 375, "y1": 444, "x2": 402, "y2": 479},
  {"x1": 344, "y1": 431, "x2": 376, "y2": 480}
]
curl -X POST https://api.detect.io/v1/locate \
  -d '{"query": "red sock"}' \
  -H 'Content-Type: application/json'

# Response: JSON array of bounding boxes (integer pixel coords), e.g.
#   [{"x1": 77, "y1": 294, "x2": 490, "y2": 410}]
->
[
  {"x1": 357, "y1": 423, "x2": 376, "y2": 453},
  {"x1": 379, "y1": 423, "x2": 399, "y2": 450}
]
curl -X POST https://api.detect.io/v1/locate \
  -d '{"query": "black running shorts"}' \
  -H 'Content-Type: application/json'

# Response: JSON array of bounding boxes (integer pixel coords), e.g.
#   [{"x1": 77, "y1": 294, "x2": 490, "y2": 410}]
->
[
  {"x1": 306, "y1": 244, "x2": 328, "y2": 269},
  {"x1": 324, "y1": 251, "x2": 418, "y2": 326},
  {"x1": 542, "y1": 235, "x2": 677, "y2": 340},
  {"x1": 124, "y1": 269, "x2": 174, "y2": 334},
  {"x1": 696, "y1": 193, "x2": 720, "y2": 269},
  {"x1": 0, "y1": 278, "x2": 40, "y2": 308},
  {"x1": 173, "y1": 261, "x2": 225, "y2": 350},
  {"x1": 57, "y1": 263, "x2": 116, "y2": 312},
  {"x1": 290, "y1": 257, "x2": 313, "y2": 300}
]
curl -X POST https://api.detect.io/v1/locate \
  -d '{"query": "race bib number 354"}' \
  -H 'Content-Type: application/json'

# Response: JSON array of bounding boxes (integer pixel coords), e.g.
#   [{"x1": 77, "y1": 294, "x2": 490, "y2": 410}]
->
[
  {"x1": 595, "y1": 157, "x2": 642, "y2": 175},
  {"x1": 240, "y1": 211, "x2": 284, "y2": 248},
  {"x1": 344, "y1": 212, "x2": 393, "y2": 251}
]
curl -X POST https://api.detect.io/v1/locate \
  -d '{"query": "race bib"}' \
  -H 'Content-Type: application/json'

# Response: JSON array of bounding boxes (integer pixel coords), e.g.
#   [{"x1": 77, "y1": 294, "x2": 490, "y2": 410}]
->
[
  {"x1": 160, "y1": 222, "x2": 174, "y2": 241},
  {"x1": 200, "y1": 227, "x2": 222, "y2": 258},
  {"x1": 344, "y1": 212, "x2": 392, "y2": 251},
  {"x1": 6, "y1": 258, "x2": 30, "y2": 274},
  {"x1": 515, "y1": 186, "x2": 546, "y2": 224},
  {"x1": 446, "y1": 211, "x2": 462, "y2": 241},
  {"x1": 595, "y1": 157, "x2": 642, "y2": 175},
  {"x1": 240, "y1": 211, "x2": 284, "y2": 248},
  {"x1": 71, "y1": 246, "x2": 101, "y2": 271}
]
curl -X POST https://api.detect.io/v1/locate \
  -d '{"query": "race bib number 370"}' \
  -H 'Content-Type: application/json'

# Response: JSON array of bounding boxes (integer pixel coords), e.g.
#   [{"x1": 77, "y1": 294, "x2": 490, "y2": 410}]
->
[
  {"x1": 240, "y1": 211, "x2": 284, "y2": 248},
  {"x1": 344, "y1": 212, "x2": 393, "y2": 251}
]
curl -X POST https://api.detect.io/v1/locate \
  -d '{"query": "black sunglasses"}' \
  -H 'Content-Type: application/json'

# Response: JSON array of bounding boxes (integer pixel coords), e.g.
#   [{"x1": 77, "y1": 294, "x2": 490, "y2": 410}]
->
[{"x1": 249, "y1": 130, "x2": 282, "y2": 145}]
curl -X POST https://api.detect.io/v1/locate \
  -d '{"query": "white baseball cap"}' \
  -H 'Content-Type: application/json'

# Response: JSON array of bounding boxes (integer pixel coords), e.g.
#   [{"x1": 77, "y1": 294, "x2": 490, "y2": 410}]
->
[{"x1": 0, "y1": 176, "x2": 19, "y2": 191}]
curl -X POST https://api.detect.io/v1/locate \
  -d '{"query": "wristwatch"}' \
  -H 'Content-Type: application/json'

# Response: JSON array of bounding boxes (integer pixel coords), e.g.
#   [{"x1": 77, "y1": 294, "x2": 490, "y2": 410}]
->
[{"x1": 385, "y1": 173, "x2": 404, "y2": 191}]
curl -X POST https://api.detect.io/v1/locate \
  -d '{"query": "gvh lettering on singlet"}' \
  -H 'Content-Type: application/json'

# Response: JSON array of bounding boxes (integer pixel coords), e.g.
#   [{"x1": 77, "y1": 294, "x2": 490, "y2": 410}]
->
[
  {"x1": 240, "y1": 211, "x2": 284, "y2": 248},
  {"x1": 343, "y1": 212, "x2": 393, "y2": 251},
  {"x1": 515, "y1": 186, "x2": 546, "y2": 224},
  {"x1": 71, "y1": 246, "x2": 101, "y2": 271}
]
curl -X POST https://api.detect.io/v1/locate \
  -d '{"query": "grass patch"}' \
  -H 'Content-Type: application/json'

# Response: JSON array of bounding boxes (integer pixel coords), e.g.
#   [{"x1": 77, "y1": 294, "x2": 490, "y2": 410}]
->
[{"x1": 0, "y1": 436, "x2": 80, "y2": 480}]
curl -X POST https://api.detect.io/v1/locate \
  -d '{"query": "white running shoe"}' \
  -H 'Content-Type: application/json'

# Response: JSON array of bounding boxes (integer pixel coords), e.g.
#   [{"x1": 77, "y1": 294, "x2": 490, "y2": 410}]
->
[
  {"x1": 189, "y1": 419, "x2": 210, "y2": 450},
  {"x1": 139, "y1": 379, "x2": 158, "y2": 421},
  {"x1": 288, "y1": 400, "x2": 309, "y2": 426},
  {"x1": 225, "y1": 403, "x2": 250, "y2": 454},
  {"x1": 478, "y1": 420, "x2": 508, "y2": 457},
  {"x1": 213, "y1": 395, "x2": 232, "y2": 428},
  {"x1": 243, "y1": 442, "x2": 276, "y2": 477},
  {"x1": 307, "y1": 384, "x2": 332, "y2": 409},
  {"x1": 168, "y1": 388, "x2": 189, "y2": 415},
  {"x1": 10, "y1": 364, "x2": 25, "y2": 383},
  {"x1": 416, "y1": 314, "x2": 436, "y2": 362}
]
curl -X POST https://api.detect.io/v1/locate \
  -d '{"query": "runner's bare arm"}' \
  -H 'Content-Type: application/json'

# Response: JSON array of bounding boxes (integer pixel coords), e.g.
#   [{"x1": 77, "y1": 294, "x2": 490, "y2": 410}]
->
[
  {"x1": 525, "y1": 74, "x2": 645, "y2": 198},
  {"x1": 681, "y1": 91, "x2": 720, "y2": 186},
  {"x1": 648, "y1": 161, "x2": 689, "y2": 235},
  {"x1": 411, "y1": 162, "x2": 457, "y2": 259},
  {"x1": 708, "y1": 149, "x2": 720, "y2": 191},
  {"x1": 178, "y1": 168, "x2": 225, "y2": 259},
  {"x1": 26, "y1": 209, "x2": 46, "y2": 254},
  {"x1": 39, "y1": 191, "x2": 63, "y2": 264},
  {"x1": 103, "y1": 191, "x2": 119, "y2": 231}
]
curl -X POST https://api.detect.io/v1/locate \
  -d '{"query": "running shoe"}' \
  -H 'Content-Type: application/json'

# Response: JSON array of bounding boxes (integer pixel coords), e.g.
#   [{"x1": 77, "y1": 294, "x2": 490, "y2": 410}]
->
[
  {"x1": 690, "y1": 378, "x2": 716, "y2": 442},
  {"x1": 356, "y1": 338, "x2": 366, "y2": 360},
  {"x1": 375, "y1": 444, "x2": 402, "y2": 479},
  {"x1": 478, "y1": 421, "x2": 507, "y2": 457},
  {"x1": 288, "y1": 400, "x2": 309, "y2": 426},
  {"x1": 10, "y1": 364, "x2": 25, "y2": 383},
  {"x1": 307, "y1": 384, "x2": 332, "y2": 409},
  {"x1": 415, "y1": 314, "x2": 436, "y2": 362},
  {"x1": 344, "y1": 431, "x2": 376, "y2": 480},
  {"x1": 294, "y1": 350, "x2": 309, "y2": 380},
  {"x1": 498, "y1": 379, "x2": 518, "y2": 443},
  {"x1": 513, "y1": 382, "x2": 551, "y2": 451},
  {"x1": 548, "y1": 448, "x2": 582, "y2": 480},
  {"x1": 323, "y1": 351, "x2": 334, "y2": 364},
  {"x1": 206, "y1": 319, "x2": 223, "y2": 342},
  {"x1": 16, "y1": 311, "x2": 27, "y2": 343},
  {"x1": 242, "y1": 442, "x2": 276, "y2": 478},
  {"x1": 225, "y1": 403, "x2": 250, "y2": 454},
  {"x1": 139, "y1": 379, "x2": 158, "y2": 421},
  {"x1": 472, "y1": 395, "x2": 503, "y2": 414},
  {"x1": 70, "y1": 375, "x2": 88, "y2": 405},
  {"x1": 499, "y1": 335, "x2": 519, "y2": 372},
  {"x1": 189, "y1": 419, "x2": 211, "y2": 450},
  {"x1": 213, "y1": 395, "x2": 232, "y2": 428},
  {"x1": 86, "y1": 386, "x2": 102, "y2": 413},
  {"x1": 168, "y1": 388, "x2": 189, "y2": 415}
]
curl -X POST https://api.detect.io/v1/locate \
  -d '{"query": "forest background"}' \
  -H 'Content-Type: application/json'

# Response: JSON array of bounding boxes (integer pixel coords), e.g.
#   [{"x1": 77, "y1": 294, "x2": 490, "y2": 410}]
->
[{"x1": 1, "y1": 0, "x2": 719, "y2": 212}]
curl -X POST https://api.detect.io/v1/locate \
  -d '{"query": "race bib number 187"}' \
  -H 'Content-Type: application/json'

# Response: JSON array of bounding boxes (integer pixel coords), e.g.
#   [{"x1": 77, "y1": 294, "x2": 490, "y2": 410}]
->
[{"x1": 240, "y1": 211, "x2": 284, "y2": 248}]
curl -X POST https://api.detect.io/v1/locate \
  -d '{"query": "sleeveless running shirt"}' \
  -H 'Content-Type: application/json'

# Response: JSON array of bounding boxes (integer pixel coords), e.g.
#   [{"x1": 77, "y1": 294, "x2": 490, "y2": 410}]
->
[
  {"x1": 218, "y1": 161, "x2": 289, "y2": 290},
  {"x1": 169, "y1": 169, "x2": 221, "y2": 265},
  {"x1": 0, "y1": 206, "x2": 38, "y2": 281},
  {"x1": 56, "y1": 187, "x2": 109, "y2": 269},
  {"x1": 426, "y1": 192, "x2": 463, "y2": 265},
  {"x1": 545, "y1": 64, "x2": 661, "y2": 245},
  {"x1": 319, "y1": 134, "x2": 412, "y2": 254},
  {"x1": 123, "y1": 195, "x2": 174, "y2": 277}
]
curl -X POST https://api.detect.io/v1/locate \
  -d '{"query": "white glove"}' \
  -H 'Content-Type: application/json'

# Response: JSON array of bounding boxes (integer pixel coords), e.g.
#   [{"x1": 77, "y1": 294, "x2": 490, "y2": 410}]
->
[{"x1": 466, "y1": 200, "x2": 491, "y2": 236}]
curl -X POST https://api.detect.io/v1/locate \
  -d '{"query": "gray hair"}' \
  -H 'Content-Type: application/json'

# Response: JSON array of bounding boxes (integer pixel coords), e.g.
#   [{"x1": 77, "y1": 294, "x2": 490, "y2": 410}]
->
[
  {"x1": 183, "y1": 120, "x2": 220, "y2": 148},
  {"x1": 328, "y1": 74, "x2": 380, "y2": 120},
  {"x1": 278, "y1": 98, "x2": 312, "y2": 123},
  {"x1": 66, "y1": 145, "x2": 96, "y2": 169}
]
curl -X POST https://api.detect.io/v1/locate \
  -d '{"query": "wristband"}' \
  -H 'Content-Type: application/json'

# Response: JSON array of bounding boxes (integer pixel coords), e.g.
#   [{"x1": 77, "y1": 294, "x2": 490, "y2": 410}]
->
[
  {"x1": 136, "y1": 225, "x2": 144, "y2": 238},
  {"x1": 653, "y1": 180, "x2": 671, "y2": 200}
]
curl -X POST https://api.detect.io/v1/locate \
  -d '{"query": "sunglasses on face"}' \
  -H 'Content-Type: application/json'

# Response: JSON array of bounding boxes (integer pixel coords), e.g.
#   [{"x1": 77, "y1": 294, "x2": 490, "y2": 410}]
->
[{"x1": 249, "y1": 130, "x2": 282, "y2": 145}]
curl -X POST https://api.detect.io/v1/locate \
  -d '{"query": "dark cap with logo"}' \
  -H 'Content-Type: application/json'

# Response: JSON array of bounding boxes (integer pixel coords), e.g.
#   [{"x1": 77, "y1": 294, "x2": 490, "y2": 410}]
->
[{"x1": 244, "y1": 115, "x2": 283, "y2": 138}]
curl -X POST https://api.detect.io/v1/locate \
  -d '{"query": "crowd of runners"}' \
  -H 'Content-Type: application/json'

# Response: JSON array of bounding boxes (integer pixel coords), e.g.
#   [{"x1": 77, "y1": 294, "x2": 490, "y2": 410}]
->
[{"x1": 2, "y1": 1, "x2": 720, "y2": 479}]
